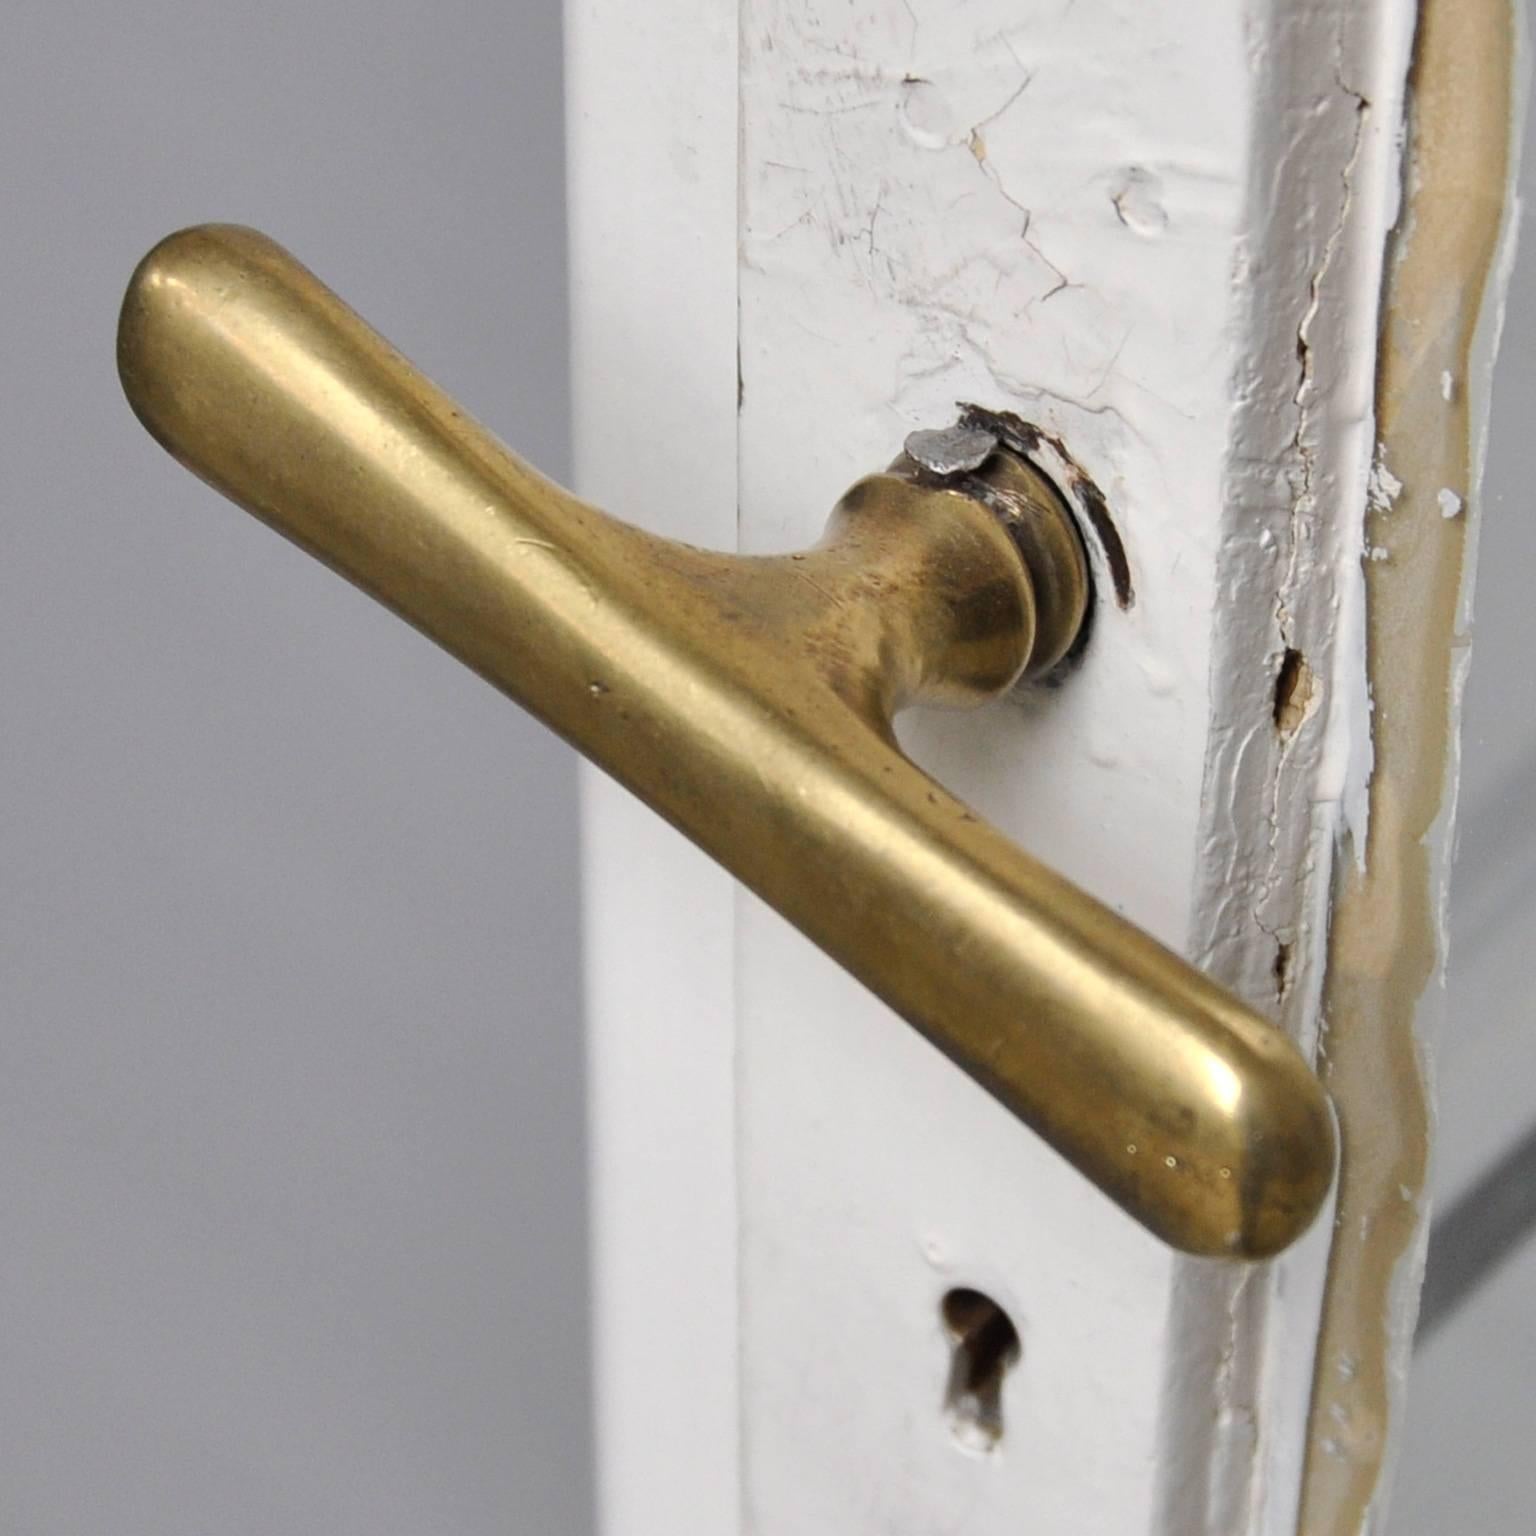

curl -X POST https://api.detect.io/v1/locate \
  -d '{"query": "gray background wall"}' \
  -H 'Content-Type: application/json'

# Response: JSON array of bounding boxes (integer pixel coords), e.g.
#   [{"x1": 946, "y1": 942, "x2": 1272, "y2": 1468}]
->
[
  {"x1": 1, "y1": 3, "x2": 589, "y2": 1532},
  {"x1": 1, "y1": 3, "x2": 1531, "y2": 1533}
]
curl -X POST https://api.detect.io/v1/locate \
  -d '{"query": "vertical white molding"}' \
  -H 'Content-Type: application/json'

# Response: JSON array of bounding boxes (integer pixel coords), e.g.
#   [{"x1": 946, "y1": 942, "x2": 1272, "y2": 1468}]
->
[{"x1": 566, "y1": 3, "x2": 740, "y2": 1533}]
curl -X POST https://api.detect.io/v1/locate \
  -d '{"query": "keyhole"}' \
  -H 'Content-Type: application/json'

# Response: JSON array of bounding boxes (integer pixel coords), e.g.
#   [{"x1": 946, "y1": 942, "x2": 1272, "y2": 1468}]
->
[{"x1": 941, "y1": 1287, "x2": 1020, "y2": 1451}]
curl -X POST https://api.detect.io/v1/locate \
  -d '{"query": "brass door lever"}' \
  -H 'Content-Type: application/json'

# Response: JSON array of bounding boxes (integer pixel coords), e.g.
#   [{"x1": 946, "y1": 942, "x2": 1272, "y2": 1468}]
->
[{"x1": 118, "y1": 225, "x2": 1334, "y2": 1259}]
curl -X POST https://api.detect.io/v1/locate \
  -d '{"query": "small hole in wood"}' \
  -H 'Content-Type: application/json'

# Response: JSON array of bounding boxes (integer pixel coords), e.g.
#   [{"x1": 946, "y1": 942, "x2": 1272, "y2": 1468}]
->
[
  {"x1": 941, "y1": 1287, "x2": 1020, "y2": 1452},
  {"x1": 1273, "y1": 939, "x2": 1293, "y2": 999},
  {"x1": 1273, "y1": 647, "x2": 1314, "y2": 734}
]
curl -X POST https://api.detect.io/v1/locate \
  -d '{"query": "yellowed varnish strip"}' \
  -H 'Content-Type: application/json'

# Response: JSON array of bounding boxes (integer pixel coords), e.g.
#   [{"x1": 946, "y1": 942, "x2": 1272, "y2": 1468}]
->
[{"x1": 1299, "y1": 0, "x2": 1518, "y2": 1530}]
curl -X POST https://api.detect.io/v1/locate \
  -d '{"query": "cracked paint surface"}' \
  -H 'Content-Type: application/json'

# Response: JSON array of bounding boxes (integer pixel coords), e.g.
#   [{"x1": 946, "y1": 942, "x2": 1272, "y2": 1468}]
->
[
  {"x1": 732, "y1": 3, "x2": 1420, "y2": 1534},
  {"x1": 1176, "y1": 6, "x2": 1424, "y2": 1532}
]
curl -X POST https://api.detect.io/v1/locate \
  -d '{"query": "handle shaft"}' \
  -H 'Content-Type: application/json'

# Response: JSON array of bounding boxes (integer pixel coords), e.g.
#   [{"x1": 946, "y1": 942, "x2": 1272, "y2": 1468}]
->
[{"x1": 119, "y1": 226, "x2": 1334, "y2": 1257}]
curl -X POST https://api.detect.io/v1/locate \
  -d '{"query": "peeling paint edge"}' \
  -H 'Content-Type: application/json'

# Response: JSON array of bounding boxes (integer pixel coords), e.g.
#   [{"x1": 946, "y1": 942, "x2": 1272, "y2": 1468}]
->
[{"x1": 1161, "y1": 3, "x2": 1423, "y2": 1532}]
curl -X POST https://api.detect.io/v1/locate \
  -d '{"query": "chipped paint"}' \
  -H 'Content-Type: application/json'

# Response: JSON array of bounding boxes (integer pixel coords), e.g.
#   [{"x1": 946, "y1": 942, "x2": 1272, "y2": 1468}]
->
[
  {"x1": 1298, "y1": 0, "x2": 1524, "y2": 1531},
  {"x1": 1170, "y1": 4, "x2": 1421, "y2": 1530}
]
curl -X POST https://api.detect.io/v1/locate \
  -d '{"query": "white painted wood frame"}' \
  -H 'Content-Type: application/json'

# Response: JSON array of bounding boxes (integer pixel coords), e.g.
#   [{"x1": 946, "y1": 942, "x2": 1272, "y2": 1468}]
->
[{"x1": 568, "y1": 3, "x2": 1426, "y2": 1532}]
